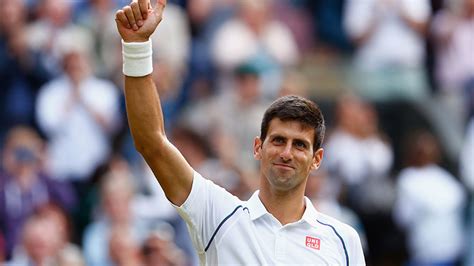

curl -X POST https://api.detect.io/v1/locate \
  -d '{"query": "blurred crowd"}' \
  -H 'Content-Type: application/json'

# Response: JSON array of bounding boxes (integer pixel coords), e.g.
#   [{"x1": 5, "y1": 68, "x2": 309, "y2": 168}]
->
[{"x1": 0, "y1": 0, "x2": 473, "y2": 265}]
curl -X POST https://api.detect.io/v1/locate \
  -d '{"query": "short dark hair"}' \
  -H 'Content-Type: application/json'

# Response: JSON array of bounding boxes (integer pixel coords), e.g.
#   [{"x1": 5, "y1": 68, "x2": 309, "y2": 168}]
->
[{"x1": 260, "y1": 95, "x2": 325, "y2": 150}]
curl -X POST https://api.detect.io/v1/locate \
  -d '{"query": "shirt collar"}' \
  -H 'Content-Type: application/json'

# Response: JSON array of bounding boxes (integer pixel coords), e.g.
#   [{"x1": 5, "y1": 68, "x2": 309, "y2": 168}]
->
[{"x1": 245, "y1": 191, "x2": 320, "y2": 227}]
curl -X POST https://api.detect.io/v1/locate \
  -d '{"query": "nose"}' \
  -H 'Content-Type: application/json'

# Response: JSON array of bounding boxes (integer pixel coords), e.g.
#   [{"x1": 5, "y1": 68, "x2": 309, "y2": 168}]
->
[{"x1": 279, "y1": 143, "x2": 293, "y2": 162}]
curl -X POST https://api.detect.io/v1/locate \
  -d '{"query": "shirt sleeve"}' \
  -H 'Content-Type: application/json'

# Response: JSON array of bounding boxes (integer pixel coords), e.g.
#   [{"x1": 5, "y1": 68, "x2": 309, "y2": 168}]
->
[
  {"x1": 173, "y1": 171, "x2": 241, "y2": 254},
  {"x1": 348, "y1": 226, "x2": 366, "y2": 266}
]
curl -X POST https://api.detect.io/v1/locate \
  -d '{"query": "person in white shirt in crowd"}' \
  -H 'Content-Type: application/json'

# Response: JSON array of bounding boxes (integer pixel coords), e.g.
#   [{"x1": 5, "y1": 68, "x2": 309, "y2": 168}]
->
[
  {"x1": 344, "y1": 0, "x2": 431, "y2": 101},
  {"x1": 114, "y1": 1, "x2": 365, "y2": 264},
  {"x1": 35, "y1": 38, "x2": 121, "y2": 183},
  {"x1": 432, "y1": 0, "x2": 474, "y2": 96},
  {"x1": 324, "y1": 94, "x2": 394, "y2": 213},
  {"x1": 211, "y1": 0, "x2": 299, "y2": 99},
  {"x1": 393, "y1": 130, "x2": 466, "y2": 265}
]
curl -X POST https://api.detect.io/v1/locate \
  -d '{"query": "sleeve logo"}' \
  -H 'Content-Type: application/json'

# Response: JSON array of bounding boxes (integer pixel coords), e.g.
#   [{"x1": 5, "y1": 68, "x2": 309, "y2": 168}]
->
[{"x1": 305, "y1": 236, "x2": 321, "y2": 250}]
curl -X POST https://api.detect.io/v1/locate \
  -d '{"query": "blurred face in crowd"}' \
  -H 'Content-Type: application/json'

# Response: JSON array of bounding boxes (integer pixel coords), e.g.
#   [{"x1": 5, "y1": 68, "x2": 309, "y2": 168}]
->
[
  {"x1": 23, "y1": 217, "x2": 61, "y2": 264},
  {"x1": 0, "y1": 0, "x2": 26, "y2": 34},
  {"x1": 239, "y1": 0, "x2": 270, "y2": 33},
  {"x1": 236, "y1": 73, "x2": 260, "y2": 105},
  {"x1": 336, "y1": 96, "x2": 377, "y2": 138},
  {"x1": 2, "y1": 127, "x2": 43, "y2": 177},
  {"x1": 40, "y1": 0, "x2": 71, "y2": 27},
  {"x1": 109, "y1": 226, "x2": 141, "y2": 266},
  {"x1": 63, "y1": 51, "x2": 91, "y2": 85},
  {"x1": 102, "y1": 176, "x2": 133, "y2": 224},
  {"x1": 254, "y1": 118, "x2": 322, "y2": 193},
  {"x1": 187, "y1": 0, "x2": 213, "y2": 25}
]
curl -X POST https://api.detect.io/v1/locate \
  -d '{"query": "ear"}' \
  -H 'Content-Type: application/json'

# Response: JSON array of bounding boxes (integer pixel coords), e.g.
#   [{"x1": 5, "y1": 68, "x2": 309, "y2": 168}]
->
[
  {"x1": 253, "y1": 137, "x2": 263, "y2": 160},
  {"x1": 310, "y1": 148, "x2": 324, "y2": 170}
]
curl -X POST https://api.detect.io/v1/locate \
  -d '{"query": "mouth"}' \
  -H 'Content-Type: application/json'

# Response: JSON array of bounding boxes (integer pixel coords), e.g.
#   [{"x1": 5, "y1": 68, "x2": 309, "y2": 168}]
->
[{"x1": 273, "y1": 163, "x2": 295, "y2": 170}]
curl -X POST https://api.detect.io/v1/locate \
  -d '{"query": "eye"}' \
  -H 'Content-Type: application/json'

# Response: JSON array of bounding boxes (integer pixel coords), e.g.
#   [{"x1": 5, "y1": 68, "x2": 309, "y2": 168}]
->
[
  {"x1": 272, "y1": 136, "x2": 285, "y2": 145},
  {"x1": 294, "y1": 141, "x2": 307, "y2": 150}
]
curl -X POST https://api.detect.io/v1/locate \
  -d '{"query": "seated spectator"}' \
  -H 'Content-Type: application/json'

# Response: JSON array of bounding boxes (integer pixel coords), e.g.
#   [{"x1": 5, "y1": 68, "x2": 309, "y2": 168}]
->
[
  {"x1": 82, "y1": 170, "x2": 148, "y2": 266},
  {"x1": 324, "y1": 95, "x2": 394, "y2": 213},
  {"x1": 35, "y1": 203, "x2": 84, "y2": 266},
  {"x1": 141, "y1": 222, "x2": 187, "y2": 266},
  {"x1": 432, "y1": 0, "x2": 474, "y2": 95},
  {"x1": 0, "y1": 0, "x2": 52, "y2": 146},
  {"x1": 211, "y1": 0, "x2": 299, "y2": 98},
  {"x1": 6, "y1": 213, "x2": 59, "y2": 266},
  {"x1": 344, "y1": 0, "x2": 431, "y2": 100},
  {"x1": 108, "y1": 224, "x2": 143, "y2": 266},
  {"x1": 25, "y1": 0, "x2": 94, "y2": 75},
  {"x1": 0, "y1": 126, "x2": 76, "y2": 259},
  {"x1": 393, "y1": 130, "x2": 466, "y2": 265},
  {"x1": 182, "y1": 61, "x2": 270, "y2": 179},
  {"x1": 7, "y1": 207, "x2": 83, "y2": 266}
]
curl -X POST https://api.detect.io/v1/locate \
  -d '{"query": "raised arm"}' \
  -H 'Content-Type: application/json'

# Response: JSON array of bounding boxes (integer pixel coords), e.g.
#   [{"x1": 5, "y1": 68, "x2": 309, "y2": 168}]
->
[{"x1": 115, "y1": 0, "x2": 193, "y2": 205}]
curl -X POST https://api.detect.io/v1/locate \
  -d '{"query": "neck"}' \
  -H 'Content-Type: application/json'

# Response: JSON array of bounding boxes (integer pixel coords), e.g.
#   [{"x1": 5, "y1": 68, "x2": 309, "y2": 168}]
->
[{"x1": 259, "y1": 184, "x2": 306, "y2": 225}]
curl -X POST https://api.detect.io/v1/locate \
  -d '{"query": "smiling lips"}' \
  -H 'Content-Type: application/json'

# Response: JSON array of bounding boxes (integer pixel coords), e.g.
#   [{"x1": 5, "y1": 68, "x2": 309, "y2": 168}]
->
[{"x1": 273, "y1": 163, "x2": 295, "y2": 170}]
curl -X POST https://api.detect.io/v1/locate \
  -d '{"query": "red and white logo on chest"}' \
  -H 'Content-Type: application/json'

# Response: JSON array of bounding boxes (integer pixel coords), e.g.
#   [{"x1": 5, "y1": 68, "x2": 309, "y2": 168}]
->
[{"x1": 305, "y1": 236, "x2": 321, "y2": 250}]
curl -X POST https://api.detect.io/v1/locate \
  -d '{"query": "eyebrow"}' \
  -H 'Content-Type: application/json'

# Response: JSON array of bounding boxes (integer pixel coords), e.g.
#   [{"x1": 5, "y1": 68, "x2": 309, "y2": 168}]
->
[{"x1": 269, "y1": 134, "x2": 311, "y2": 147}]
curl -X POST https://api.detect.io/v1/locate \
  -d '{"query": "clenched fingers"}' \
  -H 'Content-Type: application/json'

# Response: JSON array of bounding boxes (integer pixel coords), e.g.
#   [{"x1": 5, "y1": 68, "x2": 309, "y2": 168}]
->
[
  {"x1": 130, "y1": 1, "x2": 144, "y2": 27},
  {"x1": 123, "y1": 5, "x2": 138, "y2": 30},
  {"x1": 137, "y1": 0, "x2": 149, "y2": 19},
  {"x1": 115, "y1": 9, "x2": 131, "y2": 29}
]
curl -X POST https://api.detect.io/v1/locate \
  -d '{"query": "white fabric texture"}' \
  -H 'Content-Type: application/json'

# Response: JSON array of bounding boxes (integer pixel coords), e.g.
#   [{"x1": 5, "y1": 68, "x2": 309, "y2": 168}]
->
[{"x1": 174, "y1": 171, "x2": 365, "y2": 265}]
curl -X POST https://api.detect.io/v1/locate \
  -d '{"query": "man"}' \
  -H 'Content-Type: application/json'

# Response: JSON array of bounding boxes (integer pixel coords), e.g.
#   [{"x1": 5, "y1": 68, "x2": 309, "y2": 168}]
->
[{"x1": 115, "y1": 0, "x2": 365, "y2": 265}]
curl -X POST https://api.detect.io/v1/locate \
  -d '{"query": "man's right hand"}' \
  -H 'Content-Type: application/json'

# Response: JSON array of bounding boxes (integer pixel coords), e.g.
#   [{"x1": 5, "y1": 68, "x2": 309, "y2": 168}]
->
[{"x1": 115, "y1": 0, "x2": 166, "y2": 43}]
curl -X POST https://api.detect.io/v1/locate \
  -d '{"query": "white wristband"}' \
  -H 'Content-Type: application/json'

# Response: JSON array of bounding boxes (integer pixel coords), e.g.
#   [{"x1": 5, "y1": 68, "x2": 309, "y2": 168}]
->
[{"x1": 122, "y1": 39, "x2": 153, "y2": 77}]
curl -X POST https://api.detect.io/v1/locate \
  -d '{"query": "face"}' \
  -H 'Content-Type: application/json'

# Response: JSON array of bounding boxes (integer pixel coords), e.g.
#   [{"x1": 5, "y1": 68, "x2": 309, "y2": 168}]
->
[{"x1": 254, "y1": 118, "x2": 323, "y2": 193}]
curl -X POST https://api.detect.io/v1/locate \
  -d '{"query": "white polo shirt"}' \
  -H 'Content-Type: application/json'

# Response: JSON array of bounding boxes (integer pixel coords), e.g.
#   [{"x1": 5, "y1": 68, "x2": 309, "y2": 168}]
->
[{"x1": 175, "y1": 172, "x2": 365, "y2": 265}]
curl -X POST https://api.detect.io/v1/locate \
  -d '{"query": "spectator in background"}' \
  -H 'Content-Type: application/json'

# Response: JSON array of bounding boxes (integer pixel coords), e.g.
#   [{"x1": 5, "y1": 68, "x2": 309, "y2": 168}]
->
[
  {"x1": 25, "y1": 0, "x2": 94, "y2": 76},
  {"x1": 6, "y1": 213, "x2": 60, "y2": 266},
  {"x1": 34, "y1": 204, "x2": 84, "y2": 266},
  {"x1": 82, "y1": 169, "x2": 148, "y2": 266},
  {"x1": 211, "y1": 0, "x2": 299, "y2": 98},
  {"x1": 179, "y1": 0, "x2": 226, "y2": 105},
  {"x1": 0, "y1": 126, "x2": 76, "y2": 260},
  {"x1": 7, "y1": 206, "x2": 84, "y2": 266},
  {"x1": 171, "y1": 126, "x2": 252, "y2": 199},
  {"x1": 344, "y1": 0, "x2": 431, "y2": 101},
  {"x1": 183, "y1": 61, "x2": 270, "y2": 180},
  {"x1": 108, "y1": 224, "x2": 143, "y2": 266},
  {"x1": 324, "y1": 95, "x2": 397, "y2": 263},
  {"x1": 141, "y1": 223, "x2": 187, "y2": 266},
  {"x1": 431, "y1": 0, "x2": 474, "y2": 124},
  {"x1": 35, "y1": 40, "x2": 121, "y2": 184},
  {"x1": 324, "y1": 95, "x2": 394, "y2": 213},
  {"x1": 393, "y1": 130, "x2": 466, "y2": 265},
  {"x1": 432, "y1": 0, "x2": 474, "y2": 95},
  {"x1": 75, "y1": 0, "x2": 121, "y2": 79},
  {"x1": 0, "y1": 0, "x2": 52, "y2": 146}
]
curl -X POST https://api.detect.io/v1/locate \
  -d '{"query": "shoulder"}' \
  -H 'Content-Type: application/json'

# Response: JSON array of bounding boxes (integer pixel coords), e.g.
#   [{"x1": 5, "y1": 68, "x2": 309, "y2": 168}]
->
[{"x1": 316, "y1": 212, "x2": 361, "y2": 242}]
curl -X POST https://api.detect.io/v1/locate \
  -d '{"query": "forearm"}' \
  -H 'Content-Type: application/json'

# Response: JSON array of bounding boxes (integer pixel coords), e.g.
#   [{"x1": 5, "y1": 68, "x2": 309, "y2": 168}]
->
[{"x1": 124, "y1": 74, "x2": 166, "y2": 153}]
